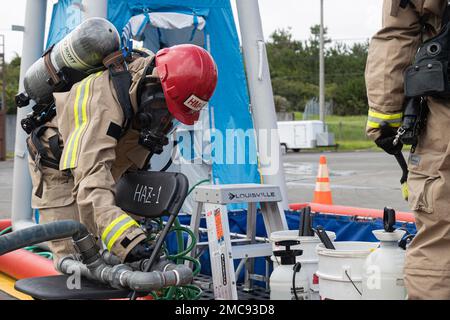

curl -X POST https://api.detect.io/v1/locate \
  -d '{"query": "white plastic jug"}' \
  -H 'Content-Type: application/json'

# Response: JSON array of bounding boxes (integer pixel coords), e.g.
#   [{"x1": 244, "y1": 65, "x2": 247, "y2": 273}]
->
[
  {"x1": 362, "y1": 229, "x2": 407, "y2": 300},
  {"x1": 269, "y1": 239, "x2": 310, "y2": 300},
  {"x1": 270, "y1": 229, "x2": 336, "y2": 300}
]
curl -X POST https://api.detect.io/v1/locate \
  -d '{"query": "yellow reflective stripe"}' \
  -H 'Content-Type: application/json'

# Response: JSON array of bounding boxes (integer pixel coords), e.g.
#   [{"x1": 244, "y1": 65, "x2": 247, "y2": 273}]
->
[
  {"x1": 62, "y1": 71, "x2": 103, "y2": 170},
  {"x1": 69, "y1": 74, "x2": 95, "y2": 168},
  {"x1": 106, "y1": 219, "x2": 138, "y2": 251},
  {"x1": 368, "y1": 110, "x2": 403, "y2": 121},
  {"x1": 402, "y1": 182, "x2": 409, "y2": 201},
  {"x1": 62, "y1": 78, "x2": 87, "y2": 168},
  {"x1": 101, "y1": 214, "x2": 129, "y2": 243},
  {"x1": 367, "y1": 120, "x2": 380, "y2": 128},
  {"x1": 70, "y1": 71, "x2": 103, "y2": 168},
  {"x1": 102, "y1": 214, "x2": 140, "y2": 251},
  {"x1": 367, "y1": 120, "x2": 401, "y2": 129}
]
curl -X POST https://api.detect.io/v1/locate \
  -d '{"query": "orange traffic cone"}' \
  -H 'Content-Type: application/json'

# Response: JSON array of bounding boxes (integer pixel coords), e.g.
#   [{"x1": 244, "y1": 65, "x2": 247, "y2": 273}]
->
[{"x1": 313, "y1": 155, "x2": 333, "y2": 205}]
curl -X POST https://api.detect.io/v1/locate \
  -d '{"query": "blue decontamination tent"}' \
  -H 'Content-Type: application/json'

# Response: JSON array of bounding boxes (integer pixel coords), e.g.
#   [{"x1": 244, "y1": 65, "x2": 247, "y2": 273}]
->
[{"x1": 46, "y1": 0, "x2": 261, "y2": 194}]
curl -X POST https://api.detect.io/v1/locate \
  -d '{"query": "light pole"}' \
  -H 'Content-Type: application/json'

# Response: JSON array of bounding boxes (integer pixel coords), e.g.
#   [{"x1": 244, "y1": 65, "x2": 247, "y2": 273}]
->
[
  {"x1": 236, "y1": 0, "x2": 289, "y2": 210},
  {"x1": 319, "y1": 0, "x2": 326, "y2": 129},
  {"x1": 0, "y1": 34, "x2": 6, "y2": 161}
]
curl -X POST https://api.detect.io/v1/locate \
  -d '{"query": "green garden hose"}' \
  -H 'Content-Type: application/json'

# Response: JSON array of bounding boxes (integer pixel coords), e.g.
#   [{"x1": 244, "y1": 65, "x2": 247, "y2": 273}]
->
[
  {"x1": 23, "y1": 245, "x2": 53, "y2": 259},
  {"x1": 152, "y1": 178, "x2": 209, "y2": 300},
  {"x1": 0, "y1": 226, "x2": 12, "y2": 236},
  {"x1": 151, "y1": 216, "x2": 202, "y2": 300},
  {"x1": 187, "y1": 179, "x2": 210, "y2": 195}
]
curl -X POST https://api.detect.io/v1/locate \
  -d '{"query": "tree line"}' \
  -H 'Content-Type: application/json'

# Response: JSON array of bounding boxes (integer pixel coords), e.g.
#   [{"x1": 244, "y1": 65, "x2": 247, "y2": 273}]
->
[
  {"x1": 1, "y1": 54, "x2": 20, "y2": 114},
  {"x1": 268, "y1": 25, "x2": 369, "y2": 115}
]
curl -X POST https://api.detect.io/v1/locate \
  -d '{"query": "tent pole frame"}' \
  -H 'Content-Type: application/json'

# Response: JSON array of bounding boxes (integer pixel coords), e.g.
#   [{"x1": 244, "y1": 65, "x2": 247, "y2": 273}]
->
[
  {"x1": 235, "y1": 0, "x2": 289, "y2": 210},
  {"x1": 11, "y1": 0, "x2": 48, "y2": 231}
]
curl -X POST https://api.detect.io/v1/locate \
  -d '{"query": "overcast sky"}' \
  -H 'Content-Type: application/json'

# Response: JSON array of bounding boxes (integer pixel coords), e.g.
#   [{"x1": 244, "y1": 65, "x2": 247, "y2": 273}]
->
[{"x1": 0, "y1": 0, "x2": 383, "y2": 62}]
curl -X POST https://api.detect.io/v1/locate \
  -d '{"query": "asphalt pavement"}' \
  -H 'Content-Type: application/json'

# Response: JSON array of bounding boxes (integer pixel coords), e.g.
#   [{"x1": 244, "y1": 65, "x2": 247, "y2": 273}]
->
[{"x1": 283, "y1": 151, "x2": 411, "y2": 212}]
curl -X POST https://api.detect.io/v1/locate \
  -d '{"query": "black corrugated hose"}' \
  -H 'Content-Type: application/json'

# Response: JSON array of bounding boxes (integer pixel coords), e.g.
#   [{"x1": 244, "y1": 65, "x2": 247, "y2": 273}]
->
[{"x1": 0, "y1": 220, "x2": 89, "y2": 256}]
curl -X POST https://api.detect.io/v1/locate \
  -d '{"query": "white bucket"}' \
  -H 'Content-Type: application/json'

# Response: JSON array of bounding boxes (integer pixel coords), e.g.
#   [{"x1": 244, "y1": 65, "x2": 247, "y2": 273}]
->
[
  {"x1": 316, "y1": 241, "x2": 379, "y2": 300},
  {"x1": 269, "y1": 230, "x2": 336, "y2": 300}
]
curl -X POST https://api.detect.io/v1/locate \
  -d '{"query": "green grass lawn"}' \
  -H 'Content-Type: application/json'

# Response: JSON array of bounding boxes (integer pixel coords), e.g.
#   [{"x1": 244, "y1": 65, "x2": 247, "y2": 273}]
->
[{"x1": 294, "y1": 112, "x2": 378, "y2": 151}]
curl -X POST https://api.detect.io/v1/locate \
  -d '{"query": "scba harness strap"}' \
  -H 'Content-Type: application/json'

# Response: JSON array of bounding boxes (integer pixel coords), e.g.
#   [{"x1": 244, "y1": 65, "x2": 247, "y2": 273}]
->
[
  {"x1": 391, "y1": 0, "x2": 410, "y2": 16},
  {"x1": 103, "y1": 51, "x2": 135, "y2": 135},
  {"x1": 27, "y1": 126, "x2": 62, "y2": 171},
  {"x1": 403, "y1": 1, "x2": 450, "y2": 99},
  {"x1": 41, "y1": 44, "x2": 94, "y2": 99},
  {"x1": 26, "y1": 125, "x2": 65, "y2": 198}
]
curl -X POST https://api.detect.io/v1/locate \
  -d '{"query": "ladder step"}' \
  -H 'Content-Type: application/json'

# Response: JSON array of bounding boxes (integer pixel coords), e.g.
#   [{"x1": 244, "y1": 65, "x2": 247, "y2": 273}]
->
[{"x1": 231, "y1": 243, "x2": 273, "y2": 259}]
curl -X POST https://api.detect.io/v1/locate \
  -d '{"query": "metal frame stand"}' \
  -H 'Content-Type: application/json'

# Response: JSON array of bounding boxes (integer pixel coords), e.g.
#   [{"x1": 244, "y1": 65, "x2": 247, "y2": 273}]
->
[{"x1": 187, "y1": 184, "x2": 287, "y2": 300}]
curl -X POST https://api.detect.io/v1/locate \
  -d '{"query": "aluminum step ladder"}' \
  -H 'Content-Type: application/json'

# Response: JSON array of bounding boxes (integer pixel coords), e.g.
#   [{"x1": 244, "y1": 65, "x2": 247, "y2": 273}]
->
[{"x1": 187, "y1": 184, "x2": 288, "y2": 300}]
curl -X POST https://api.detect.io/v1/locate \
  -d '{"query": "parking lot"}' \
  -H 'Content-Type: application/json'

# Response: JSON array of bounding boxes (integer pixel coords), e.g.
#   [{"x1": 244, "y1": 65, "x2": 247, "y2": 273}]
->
[{"x1": 284, "y1": 151, "x2": 410, "y2": 212}]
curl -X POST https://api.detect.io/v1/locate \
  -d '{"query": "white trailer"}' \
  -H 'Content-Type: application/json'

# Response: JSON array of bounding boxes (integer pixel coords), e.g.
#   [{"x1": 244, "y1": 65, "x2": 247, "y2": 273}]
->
[{"x1": 277, "y1": 120, "x2": 328, "y2": 153}]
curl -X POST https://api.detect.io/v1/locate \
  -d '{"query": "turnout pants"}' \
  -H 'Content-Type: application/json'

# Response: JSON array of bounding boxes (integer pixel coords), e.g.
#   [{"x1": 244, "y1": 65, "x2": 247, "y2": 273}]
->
[{"x1": 406, "y1": 98, "x2": 450, "y2": 300}]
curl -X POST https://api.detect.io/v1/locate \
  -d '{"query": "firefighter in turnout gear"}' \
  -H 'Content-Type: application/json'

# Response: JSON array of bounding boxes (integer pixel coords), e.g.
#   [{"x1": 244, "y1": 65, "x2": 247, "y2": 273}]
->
[
  {"x1": 26, "y1": 44, "x2": 218, "y2": 266},
  {"x1": 366, "y1": 0, "x2": 450, "y2": 299}
]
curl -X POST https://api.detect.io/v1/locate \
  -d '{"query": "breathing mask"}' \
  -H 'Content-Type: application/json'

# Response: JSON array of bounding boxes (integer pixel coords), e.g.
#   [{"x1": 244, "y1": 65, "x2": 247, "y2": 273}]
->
[{"x1": 135, "y1": 79, "x2": 178, "y2": 155}]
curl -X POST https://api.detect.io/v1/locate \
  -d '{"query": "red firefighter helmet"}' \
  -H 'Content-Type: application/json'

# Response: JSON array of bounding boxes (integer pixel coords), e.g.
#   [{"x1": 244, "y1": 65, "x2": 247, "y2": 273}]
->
[{"x1": 155, "y1": 44, "x2": 218, "y2": 125}]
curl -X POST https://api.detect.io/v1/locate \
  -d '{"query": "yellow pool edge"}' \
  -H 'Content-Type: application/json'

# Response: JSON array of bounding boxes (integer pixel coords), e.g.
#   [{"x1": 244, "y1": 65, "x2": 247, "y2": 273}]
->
[{"x1": 0, "y1": 272, "x2": 33, "y2": 300}]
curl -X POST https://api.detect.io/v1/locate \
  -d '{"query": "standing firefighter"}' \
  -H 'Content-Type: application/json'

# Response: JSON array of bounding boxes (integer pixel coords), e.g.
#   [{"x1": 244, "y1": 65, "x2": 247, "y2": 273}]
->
[
  {"x1": 366, "y1": 0, "x2": 450, "y2": 299},
  {"x1": 24, "y1": 42, "x2": 218, "y2": 266}
]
